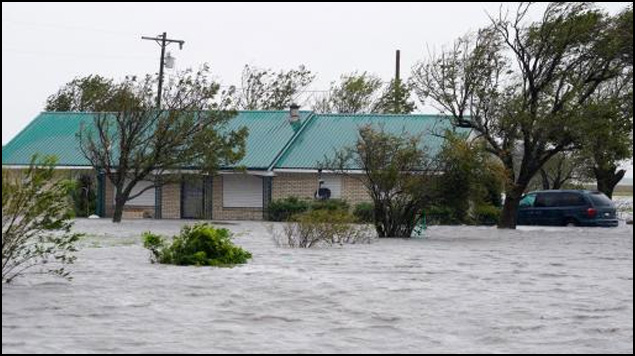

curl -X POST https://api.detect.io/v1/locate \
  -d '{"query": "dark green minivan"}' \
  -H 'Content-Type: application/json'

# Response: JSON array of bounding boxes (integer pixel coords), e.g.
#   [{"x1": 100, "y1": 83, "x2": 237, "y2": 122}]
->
[{"x1": 518, "y1": 190, "x2": 619, "y2": 227}]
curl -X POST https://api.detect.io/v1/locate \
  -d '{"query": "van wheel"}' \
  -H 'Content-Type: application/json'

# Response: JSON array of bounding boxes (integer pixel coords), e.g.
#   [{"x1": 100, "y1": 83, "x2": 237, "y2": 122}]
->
[{"x1": 565, "y1": 219, "x2": 578, "y2": 227}]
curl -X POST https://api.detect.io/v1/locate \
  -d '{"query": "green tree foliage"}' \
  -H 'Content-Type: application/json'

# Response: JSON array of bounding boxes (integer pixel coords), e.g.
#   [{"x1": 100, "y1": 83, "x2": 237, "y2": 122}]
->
[
  {"x1": 313, "y1": 72, "x2": 383, "y2": 114},
  {"x1": 324, "y1": 126, "x2": 436, "y2": 238},
  {"x1": 76, "y1": 65, "x2": 248, "y2": 223},
  {"x1": 579, "y1": 71, "x2": 633, "y2": 199},
  {"x1": 434, "y1": 133, "x2": 506, "y2": 224},
  {"x1": 143, "y1": 223, "x2": 252, "y2": 267},
  {"x1": 374, "y1": 79, "x2": 416, "y2": 114},
  {"x1": 2, "y1": 156, "x2": 83, "y2": 284},
  {"x1": 267, "y1": 197, "x2": 311, "y2": 222},
  {"x1": 237, "y1": 64, "x2": 315, "y2": 110},
  {"x1": 412, "y1": 3, "x2": 633, "y2": 228},
  {"x1": 45, "y1": 75, "x2": 124, "y2": 112},
  {"x1": 528, "y1": 152, "x2": 589, "y2": 191}
]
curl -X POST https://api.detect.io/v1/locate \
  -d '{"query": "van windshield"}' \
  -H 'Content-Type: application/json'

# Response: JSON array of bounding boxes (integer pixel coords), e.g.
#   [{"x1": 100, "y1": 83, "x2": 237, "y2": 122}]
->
[{"x1": 589, "y1": 193, "x2": 614, "y2": 207}]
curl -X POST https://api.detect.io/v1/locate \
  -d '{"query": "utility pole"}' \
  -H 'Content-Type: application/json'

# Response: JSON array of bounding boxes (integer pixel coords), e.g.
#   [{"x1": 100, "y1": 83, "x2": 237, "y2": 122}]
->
[
  {"x1": 394, "y1": 49, "x2": 401, "y2": 113},
  {"x1": 141, "y1": 32, "x2": 185, "y2": 108}
]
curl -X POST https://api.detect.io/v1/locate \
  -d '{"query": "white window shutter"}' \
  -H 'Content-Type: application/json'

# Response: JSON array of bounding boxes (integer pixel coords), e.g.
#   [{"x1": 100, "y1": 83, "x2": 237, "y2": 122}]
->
[
  {"x1": 116, "y1": 180, "x2": 156, "y2": 206},
  {"x1": 321, "y1": 175, "x2": 342, "y2": 199},
  {"x1": 223, "y1": 175, "x2": 263, "y2": 208}
]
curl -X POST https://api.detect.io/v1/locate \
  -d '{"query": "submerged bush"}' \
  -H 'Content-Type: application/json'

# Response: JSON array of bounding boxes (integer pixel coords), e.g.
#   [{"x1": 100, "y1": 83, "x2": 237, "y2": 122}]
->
[
  {"x1": 310, "y1": 199, "x2": 350, "y2": 212},
  {"x1": 270, "y1": 210, "x2": 374, "y2": 248},
  {"x1": 143, "y1": 223, "x2": 252, "y2": 267},
  {"x1": 473, "y1": 205, "x2": 502, "y2": 226},
  {"x1": 353, "y1": 202, "x2": 374, "y2": 223},
  {"x1": 267, "y1": 197, "x2": 310, "y2": 222}
]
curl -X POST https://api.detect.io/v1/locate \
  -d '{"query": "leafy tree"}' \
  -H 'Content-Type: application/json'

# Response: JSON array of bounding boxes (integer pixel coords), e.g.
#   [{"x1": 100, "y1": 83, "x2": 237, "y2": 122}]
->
[
  {"x1": 579, "y1": 72, "x2": 633, "y2": 198},
  {"x1": 237, "y1": 64, "x2": 314, "y2": 110},
  {"x1": 412, "y1": 3, "x2": 632, "y2": 229},
  {"x1": 45, "y1": 75, "x2": 124, "y2": 112},
  {"x1": 324, "y1": 126, "x2": 436, "y2": 238},
  {"x1": 526, "y1": 151, "x2": 589, "y2": 191},
  {"x1": 313, "y1": 72, "x2": 383, "y2": 114},
  {"x1": 78, "y1": 65, "x2": 248, "y2": 223},
  {"x1": 2, "y1": 156, "x2": 82, "y2": 284},
  {"x1": 374, "y1": 78, "x2": 416, "y2": 114},
  {"x1": 435, "y1": 133, "x2": 506, "y2": 224}
]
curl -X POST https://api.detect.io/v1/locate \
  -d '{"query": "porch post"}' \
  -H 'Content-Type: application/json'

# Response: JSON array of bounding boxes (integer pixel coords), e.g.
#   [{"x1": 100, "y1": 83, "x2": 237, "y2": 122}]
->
[
  {"x1": 263, "y1": 176, "x2": 273, "y2": 220},
  {"x1": 155, "y1": 175, "x2": 163, "y2": 219}
]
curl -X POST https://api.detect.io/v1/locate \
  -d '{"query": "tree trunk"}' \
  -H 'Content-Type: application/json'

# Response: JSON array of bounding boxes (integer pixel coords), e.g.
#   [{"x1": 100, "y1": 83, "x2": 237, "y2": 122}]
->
[
  {"x1": 595, "y1": 167, "x2": 626, "y2": 200},
  {"x1": 498, "y1": 185, "x2": 526, "y2": 229},
  {"x1": 540, "y1": 169, "x2": 551, "y2": 190},
  {"x1": 112, "y1": 193, "x2": 126, "y2": 223}
]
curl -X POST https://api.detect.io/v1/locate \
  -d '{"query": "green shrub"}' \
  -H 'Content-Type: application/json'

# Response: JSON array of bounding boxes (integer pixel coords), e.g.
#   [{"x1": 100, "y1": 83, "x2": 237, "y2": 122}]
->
[
  {"x1": 310, "y1": 199, "x2": 350, "y2": 212},
  {"x1": 2, "y1": 156, "x2": 82, "y2": 284},
  {"x1": 353, "y1": 202, "x2": 374, "y2": 223},
  {"x1": 267, "y1": 197, "x2": 310, "y2": 222},
  {"x1": 143, "y1": 223, "x2": 252, "y2": 267},
  {"x1": 425, "y1": 206, "x2": 460, "y2": 226},
  {"x1": 271, "y1": 209, "x2": 373, "y2": 248},
  {"x1": 473, "y1": 205, "x2": 502, "y2": 226}
]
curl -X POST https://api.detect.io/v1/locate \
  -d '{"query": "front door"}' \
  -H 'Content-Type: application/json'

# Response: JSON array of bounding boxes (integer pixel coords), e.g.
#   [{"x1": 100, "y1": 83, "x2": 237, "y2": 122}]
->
[{"x1": 182, "y1": 178, "x2": 204, "y2": 219}]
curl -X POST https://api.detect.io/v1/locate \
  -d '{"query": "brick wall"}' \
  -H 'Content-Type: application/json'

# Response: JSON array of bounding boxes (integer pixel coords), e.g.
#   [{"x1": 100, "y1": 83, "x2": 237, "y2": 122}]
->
[
  {"x1": 161, "y1": 182, "x2": 181, "y2": 219},
  {"x1": 272, "y1": 173, "x2": 372, "y2": 206}
]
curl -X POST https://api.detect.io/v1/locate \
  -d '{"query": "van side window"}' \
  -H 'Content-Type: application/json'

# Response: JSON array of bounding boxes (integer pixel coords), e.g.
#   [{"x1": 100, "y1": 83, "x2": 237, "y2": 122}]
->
[
  {"x1": 520, "y1": 194, "x2": 537, "y2": 208},
  {"x1": 558, "y1": 193, "x2": 587, "y2": 207},
  {"x1": 535, "y1": 193, "x2": 557, "y2": 208}
]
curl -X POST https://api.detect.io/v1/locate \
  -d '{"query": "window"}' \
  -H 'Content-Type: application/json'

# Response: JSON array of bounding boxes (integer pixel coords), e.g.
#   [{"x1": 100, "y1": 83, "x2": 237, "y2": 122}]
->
[
  {"x1": 223, "y1": 175, "x2": 263, "y2": 208},
  {"x1": 556, "y1": 193, "x2": 587, "y2": 207},
  {"x1": 116, "y1": 180, "x2": 155, "y2": 206},
  {"x1": 520, "y1": 194, "x2": 537, "y2": 208},
  {"x1": 320, "y1": 175, "x2": 342, "y2": 199},
  {"x1": 589, "y1": 192, "x2": 614, "y2": 207},
  {"x1": 535, "y1": 193, "x2": 558, "y2": 208}
]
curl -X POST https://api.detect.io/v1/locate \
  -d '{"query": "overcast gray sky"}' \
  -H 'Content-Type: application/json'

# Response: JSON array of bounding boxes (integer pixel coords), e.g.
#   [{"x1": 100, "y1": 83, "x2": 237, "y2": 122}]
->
[{"x1": 2, "y1": 2, "x2": 632, "y2": 177}]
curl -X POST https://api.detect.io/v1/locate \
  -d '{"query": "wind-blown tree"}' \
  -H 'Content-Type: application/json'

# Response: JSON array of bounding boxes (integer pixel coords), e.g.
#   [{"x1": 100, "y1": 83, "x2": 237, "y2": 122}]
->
[
  {"x1": 374, "y1": 78, "x2": 416, "y2": 114},
  {"x1": 412, "y1": 3, "x2": 633, "y2": 229},
  {"x1": 323, "y1": 126, "x2": 437, "y2": 238},
  {"x1": 530, "y1": 152, "x2": 588, "y2": 191},
  {"x1": 579, "y1": 72, "x2": 633, "y2": 198},
  {"x1": 236, "y1": 64, "x2": 314, "y2": 110},
  {"x1": 2, "y1": 156, "x2": 82, "y2": 284},
  {"x1": 78, "y1": 65, "x2": 248, "y2": 223},
  {"x1": 46, "y1": 75, "x2": 121, "y2": 112},
  {"x1": 313, "y1": 72, "x2": 383, "y2": 114}
]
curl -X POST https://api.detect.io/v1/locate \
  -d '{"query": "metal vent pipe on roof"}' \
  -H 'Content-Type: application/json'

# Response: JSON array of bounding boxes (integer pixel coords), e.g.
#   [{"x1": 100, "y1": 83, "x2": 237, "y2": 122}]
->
[{"x1": 289, "y1": 104, "x2": 300, "y2": 123}]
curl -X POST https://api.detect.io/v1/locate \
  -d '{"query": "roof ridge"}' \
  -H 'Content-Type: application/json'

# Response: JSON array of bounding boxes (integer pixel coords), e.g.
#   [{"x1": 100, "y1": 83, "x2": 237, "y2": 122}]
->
[{"x1": 314, "y1": 113, "x2": 446, "y2": 118}]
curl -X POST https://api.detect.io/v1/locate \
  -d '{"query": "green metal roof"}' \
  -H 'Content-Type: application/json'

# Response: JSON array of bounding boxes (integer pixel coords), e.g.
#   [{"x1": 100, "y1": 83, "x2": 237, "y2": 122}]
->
[
  {"x1": 2, "y1": 111, "x2": 459, "y2": 171},
  {"x1": 2, "y1": 112, "x2": 94, "y2": 167},
  {"x1": 2, "y1": 111, "x2": 313, "y2": 169},
  {"x1": 224, "y1": 111, "x2": 312, "y2": 169},
  {"x1": 273, "y1": 114, "x2": 457, "y2": 170}
]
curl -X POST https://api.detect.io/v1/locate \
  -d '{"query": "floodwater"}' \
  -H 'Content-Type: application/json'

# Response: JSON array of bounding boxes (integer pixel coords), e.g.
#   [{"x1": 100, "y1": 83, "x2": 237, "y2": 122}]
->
[{"x1": 2, "y1": 220, "x2": 633, "y2": 354}]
